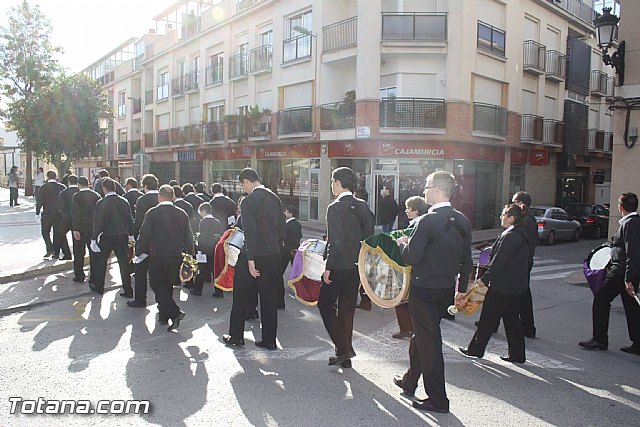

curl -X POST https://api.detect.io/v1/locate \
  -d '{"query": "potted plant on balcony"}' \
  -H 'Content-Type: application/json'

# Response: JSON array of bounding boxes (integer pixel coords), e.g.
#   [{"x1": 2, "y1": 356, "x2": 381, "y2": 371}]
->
[{"x1": 224, "y1": 114, "x2": 241, "y2": 140}]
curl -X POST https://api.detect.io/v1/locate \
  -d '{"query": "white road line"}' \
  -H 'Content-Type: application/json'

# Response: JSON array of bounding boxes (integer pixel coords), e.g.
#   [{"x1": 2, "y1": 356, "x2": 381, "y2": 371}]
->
[
  {"x1": 531, "y1": 271, "x2": 576, "y2": 281},
  {"x1": 531, "y1": 263, "x2": 583, "y2": 273}
]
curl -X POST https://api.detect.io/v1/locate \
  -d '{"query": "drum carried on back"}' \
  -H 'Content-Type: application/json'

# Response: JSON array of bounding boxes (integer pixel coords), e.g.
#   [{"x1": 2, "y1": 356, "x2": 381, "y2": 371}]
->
[
  {"x1": 213, "y1": 228, "x2": 245, "y2": 292},
  {"x1": 288, "y1": 239, "x2": 327, "y2": 306},
  {"x1": 583, "y1": 243, "x2": 611, "y2": 295}
]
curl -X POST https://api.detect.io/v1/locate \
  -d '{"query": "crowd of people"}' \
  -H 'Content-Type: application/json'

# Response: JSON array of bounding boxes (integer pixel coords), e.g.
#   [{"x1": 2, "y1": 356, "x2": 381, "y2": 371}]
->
[{"x1": 26, "y1": 165, "x2": 640, "y2": 414}]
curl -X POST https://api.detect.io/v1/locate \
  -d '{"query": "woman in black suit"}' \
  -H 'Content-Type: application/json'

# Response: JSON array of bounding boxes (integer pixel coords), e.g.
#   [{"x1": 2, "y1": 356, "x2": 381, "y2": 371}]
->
[{"x1": 459, "y1": 204, "x2": 530, "y2": 363}]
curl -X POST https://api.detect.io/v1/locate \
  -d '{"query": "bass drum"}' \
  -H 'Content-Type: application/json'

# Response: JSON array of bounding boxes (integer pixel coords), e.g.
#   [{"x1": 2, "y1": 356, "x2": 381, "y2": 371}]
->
[{"x1": 226, "y1": 228, "x2": 245, "y2": 267}]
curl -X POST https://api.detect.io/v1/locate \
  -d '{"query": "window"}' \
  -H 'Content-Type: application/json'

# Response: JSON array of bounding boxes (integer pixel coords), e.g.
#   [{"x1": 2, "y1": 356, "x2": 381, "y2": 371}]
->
[
  {"x1": 259, "y1": 29, "x2": 273, "y2": 46},
  {"x1": 192, "y1": 55, "x2": 200, "y2": 87},
  {"x1": 207, "y1": 53, "x2": 223, "y2": 85},
  {"x1": 379, "y1": 86, "x2": 397, "y2": 99},
  {"x1": 207, "y1": 104, "x2": 225, "y2": 122},
  {"x1": 117, "y1": 129, "x2": 128, "y2": 155},
  {"x1": 287, "y1": 11, "x2": 312, "y2": 38},
  {"x1": 477, "y1": 21, "x2": 505, "y2": 57},
  {"x1": 157, "y1": 72, "x2": 169, "y2": 100},
  {"x1": 238, "y1": 105, "x2": 249, "y2": 115},
  {"x1": 117, "y1": 91, "x2": 126, "y2": 117},
  {"x1": 283, "y1": 11, "x2": 312, "y2": 62}
]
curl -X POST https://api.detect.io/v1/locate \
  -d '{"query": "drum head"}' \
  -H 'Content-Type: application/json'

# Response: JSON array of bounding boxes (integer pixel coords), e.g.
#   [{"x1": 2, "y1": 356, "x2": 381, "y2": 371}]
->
[{"x1": 588, "y1": 244, "x2": 611, "y2": 270}]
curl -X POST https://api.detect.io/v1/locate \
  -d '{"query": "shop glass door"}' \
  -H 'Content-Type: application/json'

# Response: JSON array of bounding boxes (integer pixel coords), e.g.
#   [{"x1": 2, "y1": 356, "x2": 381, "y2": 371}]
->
[{"x1": 298, "y1": 159, "x2": 320, "y2": 221}]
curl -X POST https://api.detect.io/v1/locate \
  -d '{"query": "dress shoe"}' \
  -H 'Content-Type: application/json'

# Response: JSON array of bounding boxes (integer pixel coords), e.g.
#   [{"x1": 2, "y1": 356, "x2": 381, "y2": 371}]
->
[
  {"x1": 212, "y1": 291, "x2": 224, "y2": 299},
  {"x1": 59, "y1": 256, "x2": 72, "y2": 261},
  {"x1": 578, "y1": 338, "x2": 608, "y2": 351},
  {"x1": 620, "y1": 345, "x2": 640, "y2": 356},
  {"x1": 412, "y1": 399, "x2": 449, "y2": 413},
  {"x1": 340, "y1": 360, "x2": 352, "y2": 369},
  {"x1": 356, "y1": 302, "x2": 372, "y2": 311},
  {"x1": 43, "y1": 252, "x2": 53, "y2": 258},
  {"x1": 89, "y1": 283, "x2": 103, "y2": 295},
  {"x1": 126, "y1": 300, "x2": 147, "y2": 308},
  {"x1": 393, "y1": 377, "x2": 415, "y2": 397},
  {"x1": 392, "y1": 331, "x2": 413, "y2": 339},
  {"x1": 119, "y1": 291, "x2": 134, "y2": 298},
  {"x1": 222, "y1": 334, "x2": 245, "y2": 347},
  {"x1": 167, "y1": 311, "x2": 185, "y2": 331},
  {"x1": 189, "y1": 289, "x2": 202, "y2": 296},
  {"x1": 458, "y1": 347, "x2": 482, "y2": 359},
  {"x1": 255, "y1": 341, "x2": 277, "y2": 351},
  {"x1": 500, "y1": 356, "x2": 525, "y2": 364},
  {"x1": 72, "y1": 277, "x2": 85, "y2": 283},
  {"x1": 328, "y1": 351, "x2": 356, "y2": 366}
]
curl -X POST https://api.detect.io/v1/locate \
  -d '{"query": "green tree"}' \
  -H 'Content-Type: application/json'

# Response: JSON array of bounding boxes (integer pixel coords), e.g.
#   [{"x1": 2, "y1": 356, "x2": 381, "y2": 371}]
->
[
  {"x1": 20, "y1": 73, "x2": 110, "y2": 174},
  {"x1": 0, "y1": 0, "x2": 61, "y2": 195}
]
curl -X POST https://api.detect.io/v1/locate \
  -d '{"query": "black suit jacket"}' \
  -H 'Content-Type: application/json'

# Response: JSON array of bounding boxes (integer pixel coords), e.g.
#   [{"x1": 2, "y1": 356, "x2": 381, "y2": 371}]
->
[
  {"x1": 210, "y1": 194, "x2": 237, "y2": 229},
  {"x1": 241, "y1": 187, "x2": 286, "y2": 259},
  {"x1": 284, "y1": 219, "x2": 303, "y2": 252},
  {"x1": 197, "y1": 192, "x2": 212, "y2": 202},
  {"x1": 92, "y1": 194, "x2": 134, "y2": 239},
  {"x1": 136, "y1": 203, "x2": 194, "y2": 257},
  {"x1": 124, "y1": 189, "x2": 143, "y2": 217},
  {"x1": 198, "y1": 216, "x2": 224, "y2": 254},
  {"x1": 57, "y1": 186, "x2": 79, "y2": 222},
  {"x1": 135, "y1": 192, "x2": 159, "y2": 234},
  {"x1": 325, "y1": 194, "x2": 374, "y2": 270},
  {"x1": 36, "y1": 181, "x2": 66, "y2": 216},
  {"x1": 185, "y1": 193, "x2": 204, "y2": 213},
  {"x1": 481, "y1": 226, "x2": 530, "y2": 295},
  {"x1": 378, "y1": 195, "x2": 398, "y2": 225},
  {"x1": 523, "y1": 211, "x2": 538, "y2": 265},
  {"x1": 71, "y1": 189, "x2": 100, "y2": 233},
  {"x1": 610, "y1": 213, "x2": 640, "y2": 283},
  {"x1": 174, "y1": 198, "x2": 194, "y2": 219},
  {"x1": 94, "y1": 178, "x2": 125, "y2": 198}
]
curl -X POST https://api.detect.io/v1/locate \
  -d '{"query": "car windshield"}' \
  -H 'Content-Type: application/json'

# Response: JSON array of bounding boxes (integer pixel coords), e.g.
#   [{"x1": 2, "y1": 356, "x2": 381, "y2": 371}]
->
[
  {"x1": 566, "y1": 205, "x2": 592, "y2": 215},
  {"x1": 530, "y1": 208, "x2": 546, "y2": 217}
]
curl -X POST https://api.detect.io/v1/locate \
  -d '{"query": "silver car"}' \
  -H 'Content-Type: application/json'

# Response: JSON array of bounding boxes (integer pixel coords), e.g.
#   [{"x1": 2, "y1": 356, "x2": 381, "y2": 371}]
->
[{"x1": 529, "y1": 206, "x2": 581, "y2": 245}]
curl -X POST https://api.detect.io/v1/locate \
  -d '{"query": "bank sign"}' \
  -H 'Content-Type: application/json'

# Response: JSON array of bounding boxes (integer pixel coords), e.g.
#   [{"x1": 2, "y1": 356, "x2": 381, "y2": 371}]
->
[{"x1": 379, "y1": 143, "x2": 445, "y2": 157}]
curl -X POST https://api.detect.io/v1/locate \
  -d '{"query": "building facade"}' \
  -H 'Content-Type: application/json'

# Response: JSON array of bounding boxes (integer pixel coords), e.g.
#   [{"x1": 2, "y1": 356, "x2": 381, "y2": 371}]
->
[{"x1": 78, "y1": 0, "x2": 616, "y2": 229}]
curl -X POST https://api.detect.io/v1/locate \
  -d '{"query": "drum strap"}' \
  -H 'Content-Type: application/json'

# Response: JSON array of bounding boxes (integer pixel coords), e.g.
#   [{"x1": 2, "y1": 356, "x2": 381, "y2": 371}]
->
[{"x1": 442, "y1": 213, "x2": 467, "y2": 241}]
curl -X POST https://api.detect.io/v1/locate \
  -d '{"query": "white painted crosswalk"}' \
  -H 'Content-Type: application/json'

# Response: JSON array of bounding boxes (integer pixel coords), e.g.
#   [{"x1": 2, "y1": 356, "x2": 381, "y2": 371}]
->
[{"x1": 471, "y1": 251, "x2": 582, "y2": 282}]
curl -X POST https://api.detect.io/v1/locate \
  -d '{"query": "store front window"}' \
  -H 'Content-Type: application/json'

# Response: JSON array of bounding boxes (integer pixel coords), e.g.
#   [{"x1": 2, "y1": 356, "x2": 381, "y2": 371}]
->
[
  {"x1": 208, "y1": 160, "x2": 252, "y2": 202},
  {"x1": 454, "y1": 160, "x2": 503, "y2": 230},
  {"x1": 331, "y1": 158, "x2": 372, "y2": 203},
  {"x1": 509, "y1": 164, "x2": 526, "y2": 200},
  {"x1": 398, "y1": 159, "x2": 445, "y2": 228}
]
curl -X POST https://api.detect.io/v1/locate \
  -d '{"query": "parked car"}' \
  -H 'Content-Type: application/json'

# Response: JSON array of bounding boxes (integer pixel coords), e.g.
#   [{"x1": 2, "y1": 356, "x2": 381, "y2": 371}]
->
[
  {"x1": 565, "y1": 203, "x2": 610, "y2": 239},
  {"x1": 529, "y1": 206, "x2": 581, "y2": 245}
]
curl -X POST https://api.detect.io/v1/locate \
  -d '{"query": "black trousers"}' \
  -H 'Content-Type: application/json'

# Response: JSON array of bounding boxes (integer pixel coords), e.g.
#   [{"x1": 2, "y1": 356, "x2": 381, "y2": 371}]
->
[
  {"x1": 41, "y1": 213, "x2": 61, "y2": 255},
  {"x1": 317, "y1": 268, "x2": 359, "y2": 357},
  {"x1": 395, "y1": 303, "x2": 413, "y2": 333},
  {"x1": 278, "y1": 250, "x2": 294, "y2": 308},
  {"x1": 402, "y1": 287, "x2": 451, "y2": 410},
  {"x1": 228, "y1": 252, "x2": 280, "y2": 345},
  {"x1": 133, "y1": 257, "x2": 150, "y2": 302},
  {"x1": 193, "y1": 250, "x2": 214, "y2": 294},
  {"x1": 73, "y1": 229, "x2": 96, "y2": 282},
  {"x1": 592, "y1": 271, "x2": 640, "y2": 346},
  {"x1": 149, "y1": 255, "x2": 182, "y2": 321},
  {"x1": 9, "y1": 187, "x2": 18, "y2": 205},
  {"x1": 56, "y1": 218, "x2": 72, "y2": 258},
  {"x1": 517, "y1": 259, "x2": 536, "y2": 335},
  {"x1": 467, "y1": 288, "x2": 525, "y2": 361},
  {"x1": 94, "y1": 235, "x2": 132, "y2": 293}
]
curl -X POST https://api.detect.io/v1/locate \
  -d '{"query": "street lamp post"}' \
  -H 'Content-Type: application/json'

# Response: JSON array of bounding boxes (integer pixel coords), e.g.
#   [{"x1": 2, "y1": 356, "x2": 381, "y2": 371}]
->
[
  {"x1": 293, "y1": 26, "x2": 319, "y2": 130},
  {"x1": 594, "y1": 7, "x2": 625, "y2": 85}
]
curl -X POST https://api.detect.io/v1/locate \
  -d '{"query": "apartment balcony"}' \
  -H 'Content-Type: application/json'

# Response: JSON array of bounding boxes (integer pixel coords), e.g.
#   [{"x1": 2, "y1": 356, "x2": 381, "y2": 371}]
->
[
  {"x1": 117, "y1": 104, "x2": 126, "y2": 118},
  {"x1": 175, "y1": 124, "x2": 201, "y2": 145},
  {"x1": 131, "y1": 139, "x2": 141, "y2": 154},
  {"x1": 520, "y1": 114, "x2": 544, "y2": 144},
  {"x1": 157, "y1": 83, "x2": 169, "y2": 101},
  {"x1": 278, "y1": 107, "x2": 313, "y2": 135},
  {"x1": 283, "y1": 35, "x2": 312, "y2": 63},
  {"x1": 590, "y1": 70, "x2": 614, "y2": 97},
  {"x1": 323, "y1": 16, "x2": 357, "y2": 53},
  {"x1": 588, "y1": 128, "x2": 606, "y2": 151},
  {"x1": 473, "y1": 102, "x2": 507, "y2": 137},
  {"x1": 246, "y1": 113, "x2": 272, "y2": 139},
  {"x1": 229, "y1": 53, "x2": 248, "y2": 80},
  {"x1": 117, "y1": 140, "x2": 128, "y2": 156},
  {"x1": 145, "y1": 90, "x2": 153, "y2": 105},
  {"x1": 236, "y1": 0, "x2": 262, "y2": 14},
  {"x1": 543, "y1": 119, "x2": 564, "y2": 146},
  {"x1": 250, "y1": 45, "x2": 272, "y2": 74},
  {"x1": 319, "y1": 101, "x2": 355, "y2": 130},
  {"x1": 132, "y1": 98, "x2": 142, "y2": 115},
  {"x1": 171, "y1": 76, "x2": 185, "y2": 96},
  {"x1": 205, "y1": 63, "x2": 223, "y2": 86},
  {"x1": 155, "y1": 130, "x2": 170, "y2": 147},
  {"x1": 566, "y1": 0, "x2": 595, "y2": 25},
  {"x1": 382, "y1": 13, "x2": 447, "y2": 44},
  {"x1": 143, "y1": 132, "x2": 154, "y2": 148},
  {"x1": 380, "y1": 98, "x2": 446, "y2": 129},
  {"x1": 523, "y1": 41, "x2": 546, "y2": 75},
  {"x1": 184, "y1": 71, "x2": 200, "y2": 93},
  {"x1": 203, "y1": 121, "x2": 224, "y2": 143},
  {"x1": 604, "y1": 132, "x2": 613, "y2": 152},
  {"x1": 545, "y1": 50, "x2": 565, "y2": 82}
]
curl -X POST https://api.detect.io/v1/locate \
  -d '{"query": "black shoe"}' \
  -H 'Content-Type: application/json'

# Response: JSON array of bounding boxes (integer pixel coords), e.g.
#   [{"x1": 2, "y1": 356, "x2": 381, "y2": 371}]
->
[
  {"x1": 59, "y1": 256, "x2": 72, "y2": 261},
  {"x1": 500, "y1": 356, "x2": 525, "y2": 364},
  {"x1": 89, "y1": 283, "x2": 103, "y2": 295},
  {"x1": 126, "y1": 300, "x2": 147, "y2": 308},
  {"x1": 72, "y1": 277, "x2": 85, "y2": 283},
  {"x1": 255, "y1": 341, "x2": 277, "y2": 351},
  {"x1": 341, "y1": 359, "x2": 352, "y2": 369},
  {"x1": 458, "y1": 347, "x2": 482, "y2": 359},
  {"x1": 119, "y1": 291, "x2": 134, "y2": 298},
  {"x1": 578, "y1": 338, "x2": 608, "y2": 351},
  {"x1": 620, "y1": 345, "x2": 640, "y2": 356},
  {"x1": 189, "y1": 289, "x2": 202, "y2": 296},
  {"x1": 14, "y1": 203, "x2": 20, "y2": 206},
  {"x1": 328, "y1": 351, "x2": 356, "y2": 366},
  {"x1": 43, "y1": 252, "x2": 53, "y2": 258},
  {"x1": 356, "y1": 302, "x2": 372, "y2": 311},
  {"x1": 222, "y1": 335, "x2": 245, "y2": 347},
  {"x1": 412, "y1": 399, "x2": 449, "y2": 413},
  {"x1": 167, "y1": 311, "x2": 185, "y2": 331},
  {"x1": 212, "y1": 291, "x2": 224, "y2": 299},
  {"x1": 393, "y1": 377, "x2": 415, "y2": 397},
  {"x1": 392, "y1": 331, "x2": 413, "y2": 339}
]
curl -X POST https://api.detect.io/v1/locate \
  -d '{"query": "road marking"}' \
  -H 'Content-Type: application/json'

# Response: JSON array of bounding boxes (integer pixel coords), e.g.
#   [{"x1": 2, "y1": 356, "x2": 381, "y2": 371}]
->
[
  {"x1": 531, "y1": 263, "x2": 582, "y2": 273},
  {"x1": 531, "y1": 271, "x2": 576, "y2": 281}
]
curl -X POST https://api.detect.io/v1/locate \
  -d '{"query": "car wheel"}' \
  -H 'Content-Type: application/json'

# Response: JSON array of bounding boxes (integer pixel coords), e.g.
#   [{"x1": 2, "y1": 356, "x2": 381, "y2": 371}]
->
[
  {"x1": 594, "y1": 225, "x2": 602, "y2": 239},
  {"x1": 546, "y1": 231, "x2": 555, "y2": 246},
  {"x1": 572, "y1": 228, "x2": 580, "y2": 242}
]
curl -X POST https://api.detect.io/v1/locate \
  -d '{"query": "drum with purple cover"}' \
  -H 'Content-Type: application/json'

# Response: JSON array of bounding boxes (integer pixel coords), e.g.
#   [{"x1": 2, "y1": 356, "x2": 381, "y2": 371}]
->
[
  {"x1": 584, "y1": 244, "x2": 611, "y2": 295},
  {"x1": 288, "y1": 239, "x2": 327, "y2": 306}
]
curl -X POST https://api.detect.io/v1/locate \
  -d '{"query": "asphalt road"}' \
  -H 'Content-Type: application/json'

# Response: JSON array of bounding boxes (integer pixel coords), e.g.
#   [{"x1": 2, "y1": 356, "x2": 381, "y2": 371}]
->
[{"x1": 1, "y1": 237, "x2": 639, "y2": 426}]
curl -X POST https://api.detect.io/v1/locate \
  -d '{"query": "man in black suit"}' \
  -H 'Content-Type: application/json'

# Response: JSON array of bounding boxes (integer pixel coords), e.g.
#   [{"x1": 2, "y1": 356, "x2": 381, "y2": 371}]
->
[
  {"x1": 173, "y1": 186, "x2": 194, "y2": 219},
  {"x1": 71, "y1": 176, "x2": 101, "y2": 283},
  {"x1": 90, "y1": 178, "x2": 135, "y2": 296},
  {"x1": 195, "y1": 182, "x2": 211, "y2": 202},
  {"x1": 580, "y1": 192, "x2": 640, "y2": 355},
  {"x1": 319, "y1": 167, "x2": 374, "y2": 368},
  {"x1": 129, "y1": 174, "x2": 159, "y2": 308},
  {"x1": 55, "y1": 174, "x2": 78, "y2": 260},
  {"x1": 93, "y1": 169, "x2": 125, "y2": 197},
  {"x1": 377, "y1": 187, "x2": 398, "y2": 232},
  {"x1": 124, "y1": 177, "x2": 143, "y2": 220},
  {"x1": 136, "y1": 185, "x2": 194, "y2": 331},
  {"x1": 36, "y1": 170, "x2": 66, "y2": 259},
  {"x1": 393, "y1": 171, "x2": 472, "y2": 414},
  {"x1": 210, "y1": 183, "x2": 237, "y2": 229},
  {"x1": 191, "y1": 202, "x2": 224, "y2": 296},
  {"x1": 278, "y1": 205, "x2": 302, "y2": 309},
  {"x1": 183, "y1": 183, "x2": 204, "y2": 232},
  {"x1": 223, "y1": 168, "x2": 286, "y2": 350}
]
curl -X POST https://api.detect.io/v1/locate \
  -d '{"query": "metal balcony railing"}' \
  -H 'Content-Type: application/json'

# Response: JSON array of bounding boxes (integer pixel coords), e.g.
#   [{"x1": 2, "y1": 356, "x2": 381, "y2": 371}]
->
[
  {"x1": 203, "y1": 121, "x2": 224, "y2": 142},
  {"x1": 543, "y1": 119, "x2": 564, "y2": 145},
  {"x1": 206, "y1": 63, "x2": 223, "y2": 85},
  {"x1": 229, "y1": 53, "x2": 248, "y2": 79},
  {"x1": 184, "y1": 70, "x2": 199, "y2": 92},
  {"x1": 590, "y1": 70, "x2": 614, "y2": 97},
  {"x1": 319, "y1": 101, "x2": 355, "y2": 130},
  {"x1": 545, "y1": 50, "x2": 566, "y2": 81},
  {"x1": 473, "y1": 102, "x2": 507, "y2": 137},
  {"x1": 246, "y1": 114, "x2": 272, "y2": 138},
  {"x1": 278, "y1": 107, "x2": 313, "y2": 134},
  {"x1": 117, "y1": 140, "x2": 128, "y2": 156},
  {"x1": 380, "y1": 98, "x2": 446, "y2": 129},
  {"x1": 171, "y1": 76, "x2": 185, "y2": 96},
  {"x1": 547, "y1": 0, "x2": 596, "y2": 26},
  {"x1": 145, "y1": 90, "x2": 154, "y2": 104},
  {"x1": 604, "y1": 132, "x2": 613, "y2": 152},
  {"x1": 178, "y1": 124, "x2": 201, "y2": 144},
  {"x1": 323, "y1": 16, "x2": 357, "y2": 53},
  {"x1": 156, "y1": 130, "x2": 170, "y2": 147},
  {"x1": 157, "y1": 83, "x2": 169, "y2": 101},
  {"x1": 523, "y1": 40, "x2": 545, "y2": 73},
  {"x1": 283, "y1": 35, "x2": 312, "y2": 62},
  {"x1": 250, "y1": 45, "x2": 273, "y2": 73},
  {"x1": 382, "y1": 13, "x2": 447, "y2": 42},
  {"x1": 236, "y1": 0, "x2": 260, "y2": 13},
  {"x1": 520, "y1": 114, "x2": 544, "y2": 143},
  {"x1": 588, "y1": 128, "x2": 606, "y2": 150}
]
